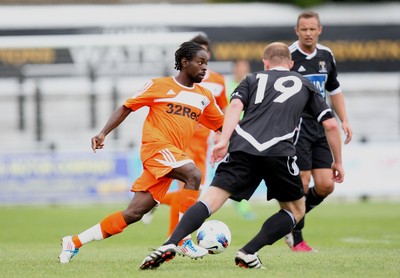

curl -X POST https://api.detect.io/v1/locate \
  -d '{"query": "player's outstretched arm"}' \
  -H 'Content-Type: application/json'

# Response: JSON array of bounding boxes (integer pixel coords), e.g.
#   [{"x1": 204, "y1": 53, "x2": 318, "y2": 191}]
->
[
  {"x1": 330, "y1": 93, "x2": 353, "y2": 144},
  {"x1": 91, "y1": 105, "x2": 132, "y2": 153},
  {"x1": 210, "y1": 99, "x2": 243, "y2": 167},
  {"x1": 322, "y1": 117, "x2": 344, "y2": 183}
]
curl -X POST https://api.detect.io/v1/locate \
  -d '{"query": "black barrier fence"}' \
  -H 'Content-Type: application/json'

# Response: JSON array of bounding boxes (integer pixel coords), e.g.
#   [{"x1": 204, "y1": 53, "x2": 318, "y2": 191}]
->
[{"x1": 0, "y1": 25, "x2": 399, "y2": 78}]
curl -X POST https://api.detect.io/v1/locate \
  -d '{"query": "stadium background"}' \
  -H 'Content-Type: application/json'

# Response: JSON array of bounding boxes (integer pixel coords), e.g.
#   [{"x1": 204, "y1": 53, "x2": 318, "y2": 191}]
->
[{"x1": 0, "y1": 1, "x2": 399, "y2": 204}]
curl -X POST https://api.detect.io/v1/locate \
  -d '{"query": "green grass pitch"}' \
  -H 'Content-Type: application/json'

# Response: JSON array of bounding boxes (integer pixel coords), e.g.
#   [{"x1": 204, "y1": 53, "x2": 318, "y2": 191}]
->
[{"x1": 1, "y1": 200, "x2": 399, "y2": 277}]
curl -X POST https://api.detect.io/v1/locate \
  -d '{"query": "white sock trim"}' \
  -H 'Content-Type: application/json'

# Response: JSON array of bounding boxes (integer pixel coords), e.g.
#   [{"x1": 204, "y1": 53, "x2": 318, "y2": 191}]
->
[
  {"x1": 282, "y1": 209, "x2": 296, "y2": 226},
  {"x1": 199, "y1": 200, "x2": 212, "y2": 216}
]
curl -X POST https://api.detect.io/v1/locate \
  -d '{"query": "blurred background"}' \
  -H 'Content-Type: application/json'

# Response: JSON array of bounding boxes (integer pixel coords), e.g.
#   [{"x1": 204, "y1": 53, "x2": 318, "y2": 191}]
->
[{"x1": 0, "y1": 0, "x2": 399, "y2": 205}]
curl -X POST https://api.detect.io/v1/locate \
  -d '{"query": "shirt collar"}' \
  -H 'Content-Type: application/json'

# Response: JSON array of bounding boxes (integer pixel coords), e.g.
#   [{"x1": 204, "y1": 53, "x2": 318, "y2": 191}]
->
[{"x1": 270, "y1": 66, "x2": 289, "y2": 71}]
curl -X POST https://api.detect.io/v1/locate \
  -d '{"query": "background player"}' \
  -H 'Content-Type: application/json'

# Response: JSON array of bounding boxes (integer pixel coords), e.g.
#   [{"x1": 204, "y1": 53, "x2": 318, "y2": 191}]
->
[
  {"x1": 58, "y1": 41, "x2": 224, "y2": 263},
  {"x1": 139, "y1": 42, "x2": 344, "y2": 270},
  {"x1": 285, "y1": 11, "x2": 353, "y2": 252}
]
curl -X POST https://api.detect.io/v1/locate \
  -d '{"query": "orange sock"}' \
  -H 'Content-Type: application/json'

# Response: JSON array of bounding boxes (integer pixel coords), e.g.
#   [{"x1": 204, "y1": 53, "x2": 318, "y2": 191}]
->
[
  {"x1": 99, "y1": 211, "x2": 127, "y2": 239},
  {"x1": 178, "y1": 188, "x2": 200, "y2": 214},
  {"x1": 72, "y1": 235, "x2": 82, "y2": 248},
  {"x1": 168, "y1": 191, "x2": 180, "y2": 236},
  {"x1": 160, "y1": 191, "x2": 178, "y2": 206}
]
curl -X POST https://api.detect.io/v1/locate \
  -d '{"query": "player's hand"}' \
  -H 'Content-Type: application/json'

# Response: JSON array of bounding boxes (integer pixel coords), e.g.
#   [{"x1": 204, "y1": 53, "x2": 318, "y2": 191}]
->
[
  {"x1": 341, "y1": 121, "x2": 352, "y2": 145},
  {"x1": 210, "y1": 140, "x2": 229, "y2": 168},
  {"x1": 91, "y1": 134, "x2": 106, "y2": 153},
  {"x1": 331, "y1": 162, "x2": 344, "y2": 183}
]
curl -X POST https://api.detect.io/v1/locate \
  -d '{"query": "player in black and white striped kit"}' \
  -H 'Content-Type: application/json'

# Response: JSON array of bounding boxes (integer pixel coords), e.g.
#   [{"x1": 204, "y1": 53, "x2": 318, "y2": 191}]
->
[
  {"x1": 285, "y1": 11, "x2": 353, "y2": 252},
  {"x1": 140, "y1": 42, "x2": 344, "y2": 270}
]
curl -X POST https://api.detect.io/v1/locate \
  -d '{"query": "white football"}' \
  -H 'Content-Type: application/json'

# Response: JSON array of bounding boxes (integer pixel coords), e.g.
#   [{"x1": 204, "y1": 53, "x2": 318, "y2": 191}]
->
[{"x1": 196, "y1": 220, "x2": 231, "y2": 254}]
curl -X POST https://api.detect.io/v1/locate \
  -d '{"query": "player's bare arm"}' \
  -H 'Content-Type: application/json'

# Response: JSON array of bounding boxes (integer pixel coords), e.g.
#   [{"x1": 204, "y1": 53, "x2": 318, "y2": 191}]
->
[
  {"x1": 91, "y1": 105, "x2": 132, "y2": 152},
  {"x1": 322, "y1": 117, "x2": 344, "y2": 183},
  {"x1": 329, "y1": 92, "x2": 353, "y2": 144},
  {"x1": 210, "y1": 99, "x2": 243, "y2": 166}
]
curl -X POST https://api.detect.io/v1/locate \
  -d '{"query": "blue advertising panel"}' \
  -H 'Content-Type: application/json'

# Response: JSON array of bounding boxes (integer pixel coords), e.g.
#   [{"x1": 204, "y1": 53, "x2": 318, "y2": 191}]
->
[{"x1": 0, "y1": 151, "x2": 137, "y2": 204}]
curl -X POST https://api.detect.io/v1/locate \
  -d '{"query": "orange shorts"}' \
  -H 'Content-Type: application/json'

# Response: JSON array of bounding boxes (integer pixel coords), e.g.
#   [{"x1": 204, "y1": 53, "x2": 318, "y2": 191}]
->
[{"x1": 131, "y1": 146, "x2": 194, "y2": 202}]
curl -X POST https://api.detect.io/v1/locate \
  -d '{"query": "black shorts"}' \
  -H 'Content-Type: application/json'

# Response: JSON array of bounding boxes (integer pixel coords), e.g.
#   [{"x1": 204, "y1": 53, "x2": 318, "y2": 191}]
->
[
  {"x1": 294, "y1": 117, "x2": 333, "y2": 171},
  {"x1": 210, "y1": 151, "x2": 304, "y2": 202}
]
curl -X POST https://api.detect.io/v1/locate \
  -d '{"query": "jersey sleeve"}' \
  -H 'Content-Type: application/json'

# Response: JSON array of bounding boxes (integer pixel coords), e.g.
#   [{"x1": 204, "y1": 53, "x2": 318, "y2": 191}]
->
[
  {"x1": 123, "y1": 80, "x2": 155, "y2": 111},
  {"x1": 213, "y1": 73, "x2": 229, "y2": 111},
  {"x1": 304, "y1": 80, "x2": 334, "y2": 123},
  {"x1": 230, "y1": 75, "x2": 251, "y2": 108},
  {"x1": 198, "y1": 87, "x2": 224, "y2": 131},
  {"x1": 325, "y1": 51, "x2": 341, "y2": 94},
  {"x1": 215, "y1": 89, "x2": 229, "y2": 111}
]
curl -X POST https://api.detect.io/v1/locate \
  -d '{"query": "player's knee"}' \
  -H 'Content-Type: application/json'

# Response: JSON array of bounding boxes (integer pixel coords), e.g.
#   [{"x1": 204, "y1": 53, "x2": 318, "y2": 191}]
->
[
  {"x1": 185, "y1": 166, "x2": 202, "y2": 190},
  {"x1": 315, "y1": 182, "x2": 335, "y2": 197},
  {"x1": 123, "y1": 208, "x2": 147, "y2": 224}
]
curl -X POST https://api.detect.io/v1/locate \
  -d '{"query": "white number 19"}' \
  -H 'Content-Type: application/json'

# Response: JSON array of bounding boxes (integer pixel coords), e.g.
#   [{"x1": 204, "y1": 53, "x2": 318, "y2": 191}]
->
[{"x1": 255, "y1": 73, "x2": 302, "y2": 104}]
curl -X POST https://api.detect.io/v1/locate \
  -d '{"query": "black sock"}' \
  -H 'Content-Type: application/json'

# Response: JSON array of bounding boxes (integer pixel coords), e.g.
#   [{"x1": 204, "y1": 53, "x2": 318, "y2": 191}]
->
[
  {"x1": 241, "y1": 210, "x2": 295, "y2": 254},
  {"x1": 292, "y1": 187, "x2": 325, "y2": 246},
  {"x1": 305, "y1": 186, "x2": 325, "y2": 213},
  {"x1": 164, "y1": 201, "x2": 210, "y2": 246},
  {"x1": 292, "y1": 220, "x2": 304, "y2": 246}
]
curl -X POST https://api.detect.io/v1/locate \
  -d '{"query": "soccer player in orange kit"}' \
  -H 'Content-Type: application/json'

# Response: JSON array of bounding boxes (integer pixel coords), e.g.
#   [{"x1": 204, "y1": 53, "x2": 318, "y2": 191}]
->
[
  {"x1": 155, "y1": 34, "x2": 229, "y2": 258},
  {"x1": 58, "y1": 41, "x2": 224, "y2": 264}
]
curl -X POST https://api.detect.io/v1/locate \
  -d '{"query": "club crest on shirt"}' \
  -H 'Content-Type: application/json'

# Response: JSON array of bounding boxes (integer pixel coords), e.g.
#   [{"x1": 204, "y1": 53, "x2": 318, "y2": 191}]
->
[{"x1": 319, "y1": 61, "x2": 327, "y2": 73}]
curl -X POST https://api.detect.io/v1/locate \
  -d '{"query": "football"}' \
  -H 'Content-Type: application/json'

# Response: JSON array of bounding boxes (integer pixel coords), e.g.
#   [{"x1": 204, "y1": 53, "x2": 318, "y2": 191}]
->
[{"x1": 196, "y1": 220, "x2": 231, "y2": 254}]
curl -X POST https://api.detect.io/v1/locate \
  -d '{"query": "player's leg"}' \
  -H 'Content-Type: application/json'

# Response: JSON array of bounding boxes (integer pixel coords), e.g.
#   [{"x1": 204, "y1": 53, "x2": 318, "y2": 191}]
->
[
  {"x1": 236, "y1": 155, "x2": 304, "y2": 268},
  {"x1": 166, "y1": 186, "x2": 231, "y2": 246},
  {"x1": 312, "y1": 168, "x2": 335, "y2": 197},
  {"x1": 59, "y1": 190, "x2": 157, "y2": 263},
  {"x1": 308, "y1": 137, "x2": 335, "y2": 202},
  {"x1": 289, "y1": 168, "x2": 333, "y2": 252},
  {"x1": 289, "y1": 137, "x2": 334, "y2": 251},
  {"x1": 59, "y1": 149, "x2": 181, "y2": 264},
  {"x1": 141, "y1": 186, "x2": 180, "y2": 225},
  {"x1": 285, "y1": 169, "x2": 312, "y2": 250},
  {"x1": 140, "y1": 151, "x2": 251, "y2": 270},
  {"x1": 236, "y1": 198, "x2": 304, "y2": 269},
  {"x1": 285, "y1": 122, "x2": 314, "y2": 251},
  {"x1": 140, "y1": 186, "x2": 230, "y2": 270},
  {"x1": 163, "y1": 162, "x2": 209, "y2": 258},
  {"x1": 158, "y1": 140, "x2": 207, "y2": 252},
  {"x1": 153, "y1": 137, "x2": 205, "y2": 229}
]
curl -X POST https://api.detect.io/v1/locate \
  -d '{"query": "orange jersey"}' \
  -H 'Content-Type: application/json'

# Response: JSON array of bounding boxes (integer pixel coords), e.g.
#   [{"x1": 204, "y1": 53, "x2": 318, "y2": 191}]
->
[
  {"x1": 123, "y1": 76, "x2": 224, "y2": 163},
  {"x1": 201, "y1": 70, "x2": 228, "y2": 110},
  {"x1": 196, "y1": 70, "x2": 228, "y2": 138}
]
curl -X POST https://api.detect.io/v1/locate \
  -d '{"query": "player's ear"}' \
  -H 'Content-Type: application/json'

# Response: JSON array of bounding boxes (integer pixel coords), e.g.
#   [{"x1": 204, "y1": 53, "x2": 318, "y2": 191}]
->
[
  {"x1": 181, "y1": 57, "x2": 189, "y2": 68},
  {"x1": 290, "y1": 60, "x2": 294, "y2": 69},
  {"x1": 318, "y1": 25, "x2": 323, "y2": 35},
  {"x1": 262, "y1": 58, "x2": 269, "y2": 70}
]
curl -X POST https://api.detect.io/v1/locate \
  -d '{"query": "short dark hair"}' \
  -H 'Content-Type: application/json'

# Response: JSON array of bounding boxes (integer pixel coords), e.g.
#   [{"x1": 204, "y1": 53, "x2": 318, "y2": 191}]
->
[
  {"x1": 297, "y1": 11, "x2": 321, "y2": 27},
  {"x1": 174, "y1": 41, "x2": 205, "y2": 71}
]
